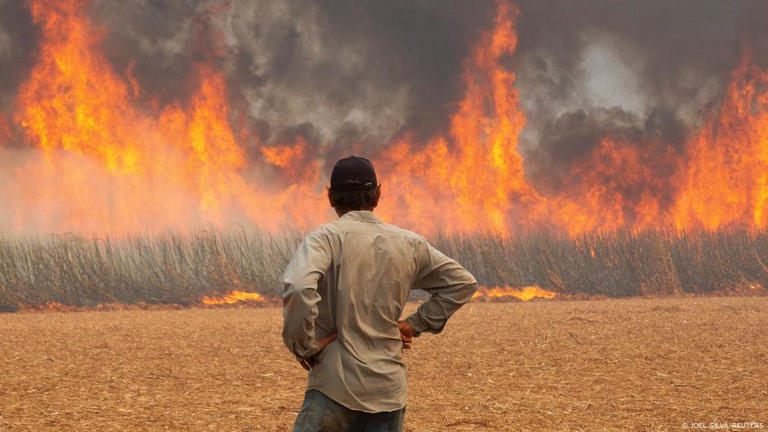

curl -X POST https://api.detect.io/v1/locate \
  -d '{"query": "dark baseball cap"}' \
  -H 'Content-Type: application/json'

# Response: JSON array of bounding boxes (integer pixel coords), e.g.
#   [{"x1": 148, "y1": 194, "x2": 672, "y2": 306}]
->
[{"x1": 330, "y1": 156, "x2": 378, "y2": 191}]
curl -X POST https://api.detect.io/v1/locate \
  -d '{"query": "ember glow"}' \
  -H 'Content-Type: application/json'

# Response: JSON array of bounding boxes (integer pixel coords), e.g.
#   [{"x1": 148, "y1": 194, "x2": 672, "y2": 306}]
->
[
  {"x1": 201, "y1": 290, "x2": 265, "y2": 305},
  {"x1": 1, "y1": 0, "x2": 768, "y2": 237},
  {"x1": 473, "y1": 285, "x2": 557, "y2": 301}
]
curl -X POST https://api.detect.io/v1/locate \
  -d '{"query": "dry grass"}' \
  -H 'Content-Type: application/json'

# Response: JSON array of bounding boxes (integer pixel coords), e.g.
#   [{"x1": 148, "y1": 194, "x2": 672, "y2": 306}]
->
[
  {"x1": 3, "y1": 229, "x2": 768, "y2": 310},
  {"x1": 1, "y1": 297, "x2": 766, "y2": 431}
]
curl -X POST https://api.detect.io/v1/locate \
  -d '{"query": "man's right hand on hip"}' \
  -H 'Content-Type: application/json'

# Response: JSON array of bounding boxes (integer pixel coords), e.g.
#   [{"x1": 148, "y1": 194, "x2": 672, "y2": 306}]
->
[{"x1": 397, "y1": 321, "x2": 415, "y2": 350}]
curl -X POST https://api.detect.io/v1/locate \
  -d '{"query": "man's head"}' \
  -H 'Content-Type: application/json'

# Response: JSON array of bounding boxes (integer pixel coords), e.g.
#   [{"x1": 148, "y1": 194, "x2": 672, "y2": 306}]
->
[{"x1": 328, "y1": 156, "x2": 381, "y2": 215}]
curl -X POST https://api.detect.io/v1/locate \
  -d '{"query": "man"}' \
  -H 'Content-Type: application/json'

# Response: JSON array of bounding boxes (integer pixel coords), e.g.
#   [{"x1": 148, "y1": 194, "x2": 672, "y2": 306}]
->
[{"x1": 282, "y1": 156, "x2": 477, "y2": 432}]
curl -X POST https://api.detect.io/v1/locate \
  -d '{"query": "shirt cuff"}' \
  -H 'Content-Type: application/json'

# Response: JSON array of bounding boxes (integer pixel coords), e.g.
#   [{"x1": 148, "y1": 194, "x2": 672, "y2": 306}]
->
[
  {"x1": 290, "y1": 338, "x2": 319, "y2": 360},
  {"x1": 405, "y1": 313, "x2": 430, "y2": 336}
]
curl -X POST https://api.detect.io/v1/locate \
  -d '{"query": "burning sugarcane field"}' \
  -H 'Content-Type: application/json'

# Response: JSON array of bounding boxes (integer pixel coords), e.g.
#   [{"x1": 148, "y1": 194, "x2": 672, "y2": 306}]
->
[{"x1": 0, "y1": 0, "x2": 767, "y2": 431}]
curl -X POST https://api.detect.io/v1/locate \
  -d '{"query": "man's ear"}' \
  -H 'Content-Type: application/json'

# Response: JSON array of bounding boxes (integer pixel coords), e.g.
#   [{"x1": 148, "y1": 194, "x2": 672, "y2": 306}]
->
[
  {"x1": 373, "y1": 185, "x2": 382, "y2": 209},
  {"x1": 327, "y1": 188, "x2": 334, "y2": 208}
]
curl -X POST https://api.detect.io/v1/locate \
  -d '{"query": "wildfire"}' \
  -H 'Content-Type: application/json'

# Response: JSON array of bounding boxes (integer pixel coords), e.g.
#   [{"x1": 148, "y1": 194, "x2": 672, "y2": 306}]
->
[
  {"x1": 0, "y1": 0, "x2": 767, "y2": 237},
  {"x1": 3, "y1": 0, "x2": 327, "y2": 235},
  {"x1": 375, "y1": 1, "x2": 538, "y2": 234},
  {"x1": 377, "y1": 1, "x2": 768, "y2": 235},
  {"x1": 201, "y1": 290, "x2": 265, "y2": 305},
  {"x1": 670, "y1": 48, "x2": 768, "y2": 231},
  {"x1": 473, "y1": 285, "x2": 557, "y2": 301},
  {"x1": 550, "y1": 46, "x2": 768, "y2": 234}
]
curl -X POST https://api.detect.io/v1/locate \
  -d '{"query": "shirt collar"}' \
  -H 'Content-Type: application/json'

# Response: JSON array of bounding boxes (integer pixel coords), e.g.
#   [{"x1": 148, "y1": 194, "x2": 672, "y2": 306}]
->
[{"x1": 339, "y1": 210, "x2": 383, "y2": 224}]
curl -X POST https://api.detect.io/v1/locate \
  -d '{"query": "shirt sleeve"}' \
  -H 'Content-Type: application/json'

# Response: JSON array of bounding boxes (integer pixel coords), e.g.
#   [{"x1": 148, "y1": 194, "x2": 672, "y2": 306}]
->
[
  {"x1": 281, "y1": 230, "x2": 333, "y2": 359},
  {"x1": 405, "y1": 241, "x2": 478, "y2": 335}
]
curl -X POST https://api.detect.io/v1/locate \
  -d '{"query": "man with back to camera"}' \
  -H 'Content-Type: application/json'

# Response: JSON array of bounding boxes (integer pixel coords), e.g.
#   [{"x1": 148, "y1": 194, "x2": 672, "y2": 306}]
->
[{"x1": 281, "y1": 155, "x2": 478, "y2": 432}]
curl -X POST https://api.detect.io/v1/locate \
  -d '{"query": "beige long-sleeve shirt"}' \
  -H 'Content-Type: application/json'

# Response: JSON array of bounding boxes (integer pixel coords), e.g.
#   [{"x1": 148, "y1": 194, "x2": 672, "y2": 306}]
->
[{"x1": 281, "y1": 210, "x2": 477, "y2": 413}]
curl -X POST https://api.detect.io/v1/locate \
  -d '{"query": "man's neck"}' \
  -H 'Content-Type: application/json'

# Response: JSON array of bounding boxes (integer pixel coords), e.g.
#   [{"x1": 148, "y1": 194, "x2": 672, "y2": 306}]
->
[{"x1": 336, "y1": 208, "x2": 375, "y2": 217}]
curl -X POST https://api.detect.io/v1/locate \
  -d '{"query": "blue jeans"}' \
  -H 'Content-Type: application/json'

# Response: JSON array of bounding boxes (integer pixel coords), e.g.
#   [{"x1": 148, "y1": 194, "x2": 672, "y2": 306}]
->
[{"x1": 293, "y1": 389, "x2": 406, "y2": 432}]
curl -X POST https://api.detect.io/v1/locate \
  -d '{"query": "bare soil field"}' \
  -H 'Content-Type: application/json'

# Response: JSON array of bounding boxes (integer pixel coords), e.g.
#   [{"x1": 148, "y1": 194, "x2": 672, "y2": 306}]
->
[{"x1": 1, "y1": 297, "x2": 766, "y2": 431}]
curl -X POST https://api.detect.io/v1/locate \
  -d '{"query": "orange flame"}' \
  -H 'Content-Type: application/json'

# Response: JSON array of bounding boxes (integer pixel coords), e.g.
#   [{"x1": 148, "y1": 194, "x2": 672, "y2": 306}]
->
[
  {"x1": 547, "y1": 138, "x2": 677, "y2": 233},
  {"x1": 473, "y1": 285, "x2": 557, "y2": 301},
  {"x1": 549, "y1": 46, "x2": 768, "y2": 234},
  {"x1": 201, "y1": 290, "x2": 265, "y2": 305},
  {"x1": 4, "y1": 0, "x2": 328, "y2": 235},
  {"x1": 671, "y1": 48, "x2": 768, "y2": 231},
  {"x1": 375, "y1": 1, "x2": 539, "y2": 235}
]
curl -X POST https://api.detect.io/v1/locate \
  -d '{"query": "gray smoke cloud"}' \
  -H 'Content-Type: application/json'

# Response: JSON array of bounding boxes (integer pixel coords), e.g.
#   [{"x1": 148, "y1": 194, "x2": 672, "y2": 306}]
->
[
  {"x1": 0, "y1": 0, "x2": 36, "y2": 116},
  {"x1": 1, "y1": 0, "x2": 767, "y2": 191},
  {"x1": 512, "y1": 0, "x2": 768, "y2": 190},
  {"x1": 87, "y1": 0, "x2": 495, "y2": 169}
]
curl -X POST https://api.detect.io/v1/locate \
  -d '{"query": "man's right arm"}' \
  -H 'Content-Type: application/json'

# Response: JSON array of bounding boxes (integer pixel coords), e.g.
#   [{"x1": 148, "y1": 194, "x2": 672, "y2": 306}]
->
[
  {"x1": 281, "y1": 231, "x2": 333, "y2": 361},
  {"x1": 403, "y1": 241, "x2": 478, "y2": 336}
]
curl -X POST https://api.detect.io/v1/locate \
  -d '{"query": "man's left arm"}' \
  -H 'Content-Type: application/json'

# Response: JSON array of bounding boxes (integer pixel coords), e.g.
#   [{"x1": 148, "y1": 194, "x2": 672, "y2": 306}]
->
[
  {"x1": 281, "y1": 230, "x2": 333, "y2": 363},
  {"x1": 400, "y1": 241, "x2": 477, "y2": 338}
]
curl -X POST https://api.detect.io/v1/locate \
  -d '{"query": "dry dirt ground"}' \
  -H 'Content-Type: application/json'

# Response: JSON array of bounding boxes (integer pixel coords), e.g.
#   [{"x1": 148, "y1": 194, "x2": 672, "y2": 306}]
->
[{"x1": 1, "y1": 297, "x2": 766, "y2": 431}]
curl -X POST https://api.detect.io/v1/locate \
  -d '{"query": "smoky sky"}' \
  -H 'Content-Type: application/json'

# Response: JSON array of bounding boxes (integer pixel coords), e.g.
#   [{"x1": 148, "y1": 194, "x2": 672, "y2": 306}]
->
[
  {"x1": 1, "y1": 0, "x2": 767, "y2": 188},
  {"x1": 512, "y1": 0, "x2": 768, "y2": 189}
]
